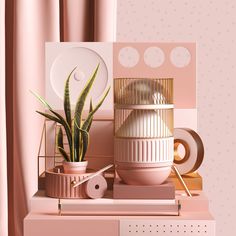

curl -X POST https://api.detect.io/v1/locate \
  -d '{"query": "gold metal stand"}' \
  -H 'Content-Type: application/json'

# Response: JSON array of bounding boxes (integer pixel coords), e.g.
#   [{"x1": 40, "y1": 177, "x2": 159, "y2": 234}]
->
[{"x1": 172, "y1": 165, "x2": 192, "y2": 197}]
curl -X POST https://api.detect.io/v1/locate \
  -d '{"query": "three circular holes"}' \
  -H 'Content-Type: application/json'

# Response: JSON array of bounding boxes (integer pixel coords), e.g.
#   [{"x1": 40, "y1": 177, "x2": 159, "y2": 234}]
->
[{"x1": 118, "y1": 46, "x2": 191, "y2": 68}]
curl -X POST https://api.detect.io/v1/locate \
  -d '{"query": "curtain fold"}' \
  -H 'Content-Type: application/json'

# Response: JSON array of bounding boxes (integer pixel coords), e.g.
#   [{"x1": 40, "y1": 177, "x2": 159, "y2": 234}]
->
[
  {"x1": 94, "y1": 0, "x2": 117, "y2": 41},
  {"x1": 62, "y1": 0, "x2": 94, "y2": 41},
  {"x1": 0, "y1": 0, "x2": 8, "y2": 236},
  {"x1": 2, "y1": 0, "x2": 116, "y2": 235},
  {"x1": 62, "y1": 0, "x2": 116, "y2": 41},
  {"x1": 12, "y1": 0, "x2": 60, "y2": 235}
]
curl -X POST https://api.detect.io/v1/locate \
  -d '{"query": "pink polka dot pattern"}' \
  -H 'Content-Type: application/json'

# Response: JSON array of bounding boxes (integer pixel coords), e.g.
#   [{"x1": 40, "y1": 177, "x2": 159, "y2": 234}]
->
[
  {"x1": 117, "y1": 1, "x2": 236, "y2": 235},
  {"x1": 170, "y1": 46, "x2": 191, "y2": 67},
  {"x1": 118, "y1": 46, "x2": 140, "y2": 67},
  {"x1": 144, "y1": 47, "x2": 165, "y2": 68}
]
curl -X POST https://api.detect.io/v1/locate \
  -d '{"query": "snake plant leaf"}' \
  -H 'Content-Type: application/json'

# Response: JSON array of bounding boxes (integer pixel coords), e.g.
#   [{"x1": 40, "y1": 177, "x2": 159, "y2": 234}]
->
[
  {"x1": 89, "y1": 98, "x2": 93, "y2": 113},
  {"x1": 80, "y1": 129, "x2": 89, "y2": 162},
  {"x1": 49, "y1": 109, "x2": 72, "y2": 159},
  {"x1": 58, "y1": 147, "x2": 70, "y2": 162},
  {"x1": 31, "y1": 90, "x2": 71, "y2": 135},
  {"x1": 31, "y1": 90, "x2": 72, "y2": 158},
  {"x1": 57, "y1": 126, "x2": 64, "y2": 150},
  {"x1": 71, "y1": 119, "x2": 76, "y2": 162},
  {"x1": 57, "y1": 127, "x2": 70, "y2": 161},
  {"x1": 75, "y1": 121, "x2": 89, "y2": 162},
  {"x1": 82, "y1": 87, "x2": 110, "y2": 131},
  {"x1": 64, "y1": 67, "x2": 77, "y2": 128},
  {"x1": 72, "y1": 118, "x2": 81, "y2": 162},
  {"x1": 36, "y1": 111, "x2": 61, "y2": 123},
  {"x1": 87, "y1": 99, "x2": 93, "y2": 131},
  {"x1": 73, "y1": 64, "x2": 99, "y2": 161},
  {"x1": 30, "y1": 90, "x2": 52, "y2": 110},
  {"x1": 74, "y1": 64, "x2": 99, "y2": 127}
]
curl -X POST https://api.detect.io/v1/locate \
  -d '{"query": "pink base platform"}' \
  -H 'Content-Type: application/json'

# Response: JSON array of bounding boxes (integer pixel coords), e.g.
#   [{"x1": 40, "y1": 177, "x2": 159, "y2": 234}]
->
[
  {"x1": 24, "y1": 190, "x2": 215, "y2": 236},
  {"x1": 25, "y1": 212, "x2": 215, "y2": 236}
]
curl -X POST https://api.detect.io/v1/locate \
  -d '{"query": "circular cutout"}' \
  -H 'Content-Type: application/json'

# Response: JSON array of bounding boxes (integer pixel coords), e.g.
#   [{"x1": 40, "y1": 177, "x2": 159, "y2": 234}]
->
[
  {"x1": 174, "y1": 128, "x2": 204, "y2": 175},
  {"x1": 50, "y1": 47, "x2": 108, "y2": 105},
  {"x1": 174, "y1": 139, "x2": 190, "y2": 164},
  {"x1": 170, "y1": 47, "x2": 191, "y2": 68},
  {"x1": 144, "y1": 47, "x2": 165, "y2": 68},
  {"x1": 118, "y1": 47, "x2": 140, "y2": 68}
]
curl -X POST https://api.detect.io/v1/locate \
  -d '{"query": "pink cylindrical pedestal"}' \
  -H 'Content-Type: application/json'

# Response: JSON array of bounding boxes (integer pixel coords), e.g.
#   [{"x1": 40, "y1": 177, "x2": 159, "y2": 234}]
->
[{"x1": 45, "y1": 168, "x2": 107, "y2": 199}]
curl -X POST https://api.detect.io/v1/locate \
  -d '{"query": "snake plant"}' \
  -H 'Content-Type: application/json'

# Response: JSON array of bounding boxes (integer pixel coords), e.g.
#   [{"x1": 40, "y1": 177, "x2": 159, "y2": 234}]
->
[{"x1": 32, "y1": 64, "x2": 110, "y2": 162}]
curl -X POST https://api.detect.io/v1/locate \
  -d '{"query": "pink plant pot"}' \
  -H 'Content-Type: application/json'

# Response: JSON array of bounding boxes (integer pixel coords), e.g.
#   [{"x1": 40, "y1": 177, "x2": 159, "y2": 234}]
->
[
  {"x1": 63, "y1": 160, "x2": 88, "y2": 174},
  {"x1": 116, "y1": 162, "x2": 172, "y2": 185}
]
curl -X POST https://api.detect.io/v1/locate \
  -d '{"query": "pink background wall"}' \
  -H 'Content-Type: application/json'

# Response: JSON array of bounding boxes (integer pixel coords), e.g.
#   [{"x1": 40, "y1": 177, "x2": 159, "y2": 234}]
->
[{"x1": 116, "y1": 1, "x2": 236, "y2": 235}]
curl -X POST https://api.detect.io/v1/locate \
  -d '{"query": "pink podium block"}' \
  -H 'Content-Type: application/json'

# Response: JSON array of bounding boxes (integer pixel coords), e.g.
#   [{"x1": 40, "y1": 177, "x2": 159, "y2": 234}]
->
[
  {"x1": 113, "y1": 179, "x2": 175, "y2": 199},
  {"x1": 24, "y1": 214, "x2": 119, "y2": 236},
  {"x1": 24, "y1": 212, "x2": 215, "y2": 236},
  {"x1": 175, "y1": 190, "x2": 209, "y2": 212},
  {"x1": 29, "y1": 190, "x2": 209, "y2": 213},
  {"x1": 25, "y1": 191, "x2": 215, "y2": 236}
]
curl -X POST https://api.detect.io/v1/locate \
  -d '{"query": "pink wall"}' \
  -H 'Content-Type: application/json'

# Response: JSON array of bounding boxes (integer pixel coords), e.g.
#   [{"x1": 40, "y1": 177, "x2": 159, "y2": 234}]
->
[{"x1": 116, "y1": 1, "x2": 236, "y2": 235}]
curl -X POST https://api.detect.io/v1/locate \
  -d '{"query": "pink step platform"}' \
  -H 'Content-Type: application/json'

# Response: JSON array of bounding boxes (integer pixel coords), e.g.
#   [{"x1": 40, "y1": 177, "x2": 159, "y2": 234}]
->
[
  {"x1": 113, "y1": 179, "x2": 175, "y2": 199},
  {"x1": 24, "y1": 190, "x2": 215, "y2": 236}
]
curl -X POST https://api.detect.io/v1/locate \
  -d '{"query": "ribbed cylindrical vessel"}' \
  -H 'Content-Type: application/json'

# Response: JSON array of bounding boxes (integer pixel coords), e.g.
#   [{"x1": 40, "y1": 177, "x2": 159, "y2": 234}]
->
[{"x1": 114, "y1": 78, "x2": 174, "y2": 185}]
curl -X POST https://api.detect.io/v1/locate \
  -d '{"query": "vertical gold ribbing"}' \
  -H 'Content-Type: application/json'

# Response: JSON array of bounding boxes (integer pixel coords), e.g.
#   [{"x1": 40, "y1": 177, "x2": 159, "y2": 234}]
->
[
  {"x1": 114, "y1": 78, "x2": 173, "y2": 139},
  {"x1": 114, "y1": 78, "x2": 173, "y2": 105}
]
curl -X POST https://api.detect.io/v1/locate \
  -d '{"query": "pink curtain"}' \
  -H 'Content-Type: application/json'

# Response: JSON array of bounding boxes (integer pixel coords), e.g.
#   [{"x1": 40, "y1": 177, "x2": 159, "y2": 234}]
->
[
  {"x1": 0, "y1": 1, "x2": 8, "y2": 235},
  {"x1": 1, "y1": 0, "x2": 116, "y2": 236},
  {"x1": 62, "y1": 0, "x2": 116, "y2": 41}
]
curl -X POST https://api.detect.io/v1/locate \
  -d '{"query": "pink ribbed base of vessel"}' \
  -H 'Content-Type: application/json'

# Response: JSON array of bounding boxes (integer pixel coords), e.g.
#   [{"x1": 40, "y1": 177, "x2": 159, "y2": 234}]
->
[{"x1": 116, "y1": 162, "x2": 172, "y2": 185}]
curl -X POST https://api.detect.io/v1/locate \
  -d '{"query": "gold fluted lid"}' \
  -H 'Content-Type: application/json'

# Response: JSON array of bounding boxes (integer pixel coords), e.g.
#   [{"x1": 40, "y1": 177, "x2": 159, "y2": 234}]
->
[{"x1": 114, "y1": 78, "x2": 173, "y2": 105}]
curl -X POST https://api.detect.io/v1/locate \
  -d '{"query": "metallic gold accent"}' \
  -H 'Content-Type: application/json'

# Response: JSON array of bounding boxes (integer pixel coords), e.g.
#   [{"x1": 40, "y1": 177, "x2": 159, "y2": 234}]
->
[
  {"x1": 174, "y1": 139, "x2": 190, "y2": 164},
  {"x1": 174, "y1": 128, "x2": 204, "y2": 174},
  {"x1": 58, "y1": 199, "x2": 62, "y2": 216},
  {"x1": 169, "y1": 172, "x2": 202, "y2": 190},
  {"x1": 72, "y1": 164, "x2": 113, "y2": 188},
  {"x1": 172, "y1": 165, "x2": 192, "y2": 197},
  {"x1": 187, "y1": 129, "x2": 204, "y2": 172},
  {"x1": 114, "y1": 78, "x2": 174, "y2": 105},
  {"x1": 114, "y1": 104, "x2": 174, "y2": 110}
]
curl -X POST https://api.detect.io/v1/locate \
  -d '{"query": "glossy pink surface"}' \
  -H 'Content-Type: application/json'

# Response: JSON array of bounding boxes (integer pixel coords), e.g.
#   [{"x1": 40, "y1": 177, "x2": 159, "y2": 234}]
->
[{"x1": 116, "y1": 164, "x2": 172, "y2": 185}]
